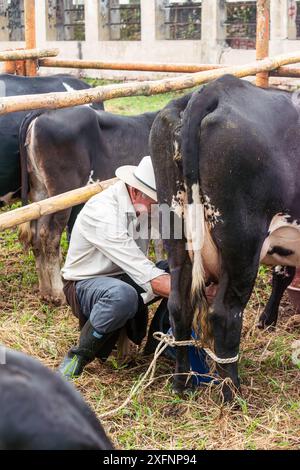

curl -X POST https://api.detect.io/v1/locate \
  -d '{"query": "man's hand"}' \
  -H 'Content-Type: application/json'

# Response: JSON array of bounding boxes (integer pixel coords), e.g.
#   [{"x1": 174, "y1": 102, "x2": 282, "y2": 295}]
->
[{"x1": 151, "y1": 274, "x2": 171, "y2": 298}]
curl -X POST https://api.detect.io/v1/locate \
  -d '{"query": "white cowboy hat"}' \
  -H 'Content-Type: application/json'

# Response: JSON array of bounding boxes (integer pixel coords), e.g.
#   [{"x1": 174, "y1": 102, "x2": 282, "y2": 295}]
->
[{"x1": 115, "y1": 156, "x2": 157, "y2": 201}]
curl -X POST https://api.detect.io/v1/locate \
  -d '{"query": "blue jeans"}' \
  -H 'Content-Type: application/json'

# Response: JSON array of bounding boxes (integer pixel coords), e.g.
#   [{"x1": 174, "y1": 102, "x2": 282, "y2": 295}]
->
[
  {"x1": 76, "y1": 277, "x2": 139, "y2": 335},
  {"x1": 75, "y1": 260, "x2": 169, "y2": 337}
]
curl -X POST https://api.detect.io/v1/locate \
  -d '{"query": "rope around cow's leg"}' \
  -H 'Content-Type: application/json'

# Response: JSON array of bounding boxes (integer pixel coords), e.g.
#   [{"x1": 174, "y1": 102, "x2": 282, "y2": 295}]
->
[
  {"x1": 152, "y1": 332, "x2": 239, "y2": 365},
  {"x1": 99, "y1": 331, "x2": 239, "y2": 419}
]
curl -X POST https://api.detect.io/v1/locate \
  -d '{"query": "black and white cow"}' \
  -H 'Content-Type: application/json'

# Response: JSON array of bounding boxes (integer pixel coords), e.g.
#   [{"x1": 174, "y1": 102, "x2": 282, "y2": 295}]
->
[
  {"x1": 0, "y1": 346, "x2": 113, "y2": 449},
  {"x1": 0, "y1": 73, "x2": 103, "y2": 205},
  {"x1": 150, "y1": 75, "x2": 300, "y2": 401},
  {"x1": 19, "y1": 106, "x2": 158, "y2": 304}
]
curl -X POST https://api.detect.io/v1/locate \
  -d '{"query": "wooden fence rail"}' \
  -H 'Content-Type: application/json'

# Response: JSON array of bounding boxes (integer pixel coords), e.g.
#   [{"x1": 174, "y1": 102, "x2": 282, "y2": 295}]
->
[
  {"x1": 1, "y1": 51, "x2": 300, "y2": 115},
  {"x1": 0, "y1": 178, "x2": 117, "y2": 232},
  {"x1": 0, "y1": 48, "x2": 59, "y2": 62},
  {"x1": 38, "y1": 58, "x2": 225, "y2": 73},
  {"x1": 38, "y1": 57, "x2": 300, "y2": 78}
]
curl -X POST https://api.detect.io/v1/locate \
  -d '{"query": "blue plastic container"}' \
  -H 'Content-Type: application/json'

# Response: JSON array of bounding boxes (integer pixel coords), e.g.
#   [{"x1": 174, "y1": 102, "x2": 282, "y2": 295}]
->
[{"x1": 165, "y1": 328, "x2": 214, "y2": 385}]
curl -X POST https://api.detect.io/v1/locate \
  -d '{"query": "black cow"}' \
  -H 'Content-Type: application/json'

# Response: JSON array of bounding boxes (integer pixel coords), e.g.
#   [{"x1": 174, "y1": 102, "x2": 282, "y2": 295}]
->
[
  {"x1": 0, "y1": 346, "x2": 113, "y2": 449},
  {"x1": 0, "y1": 73, "x2": 103, "y2": 205},
  {"x1": 19, "y1": 106, "x2": 158, "y2": 304},
  {"x1": 150, "y1": 75, "x2": 300, "y2": 401}
]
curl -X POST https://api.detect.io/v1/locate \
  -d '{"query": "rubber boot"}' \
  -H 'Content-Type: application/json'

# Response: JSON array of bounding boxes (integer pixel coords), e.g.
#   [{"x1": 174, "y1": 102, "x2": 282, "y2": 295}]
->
[{"x1": 58, "y1": 320, "x2": 117, "y2": 379}]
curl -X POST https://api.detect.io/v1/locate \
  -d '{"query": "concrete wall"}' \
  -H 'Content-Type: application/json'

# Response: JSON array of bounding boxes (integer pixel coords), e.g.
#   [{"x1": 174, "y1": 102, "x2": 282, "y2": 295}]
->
[{"x1": 0, "y1": 0, "x2": 299, "y2": 80}]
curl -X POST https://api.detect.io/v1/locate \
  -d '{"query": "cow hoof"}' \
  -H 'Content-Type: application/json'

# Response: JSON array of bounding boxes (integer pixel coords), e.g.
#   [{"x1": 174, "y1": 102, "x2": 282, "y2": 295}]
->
[
  {"x1": 257, "y1": 316, "x2": 276, "y2": 330},
  {"x1": 220, "y1": 381, "x2": 240, "y2": 403},
  {"x1": 41, "y1": 294, "x2": 66, "y2": 307},
  {"x1": 172, "y1": 379, "x2": 195, "y2": 398}
]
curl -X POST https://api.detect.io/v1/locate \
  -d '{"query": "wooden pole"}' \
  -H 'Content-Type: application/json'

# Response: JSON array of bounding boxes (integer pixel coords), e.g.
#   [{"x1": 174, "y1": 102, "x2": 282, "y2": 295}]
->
[
  {"x1": 39, "y1": 58, "x2": 225, "y2": 73},
  {"x1": 0, "y1": 48, "x2": 59, "y2": 62},
  {"x1": 24, "y1": 0, "x2": 37, "y2": 76},
  {"x1": 272, "y1": 66, "x2": 300, "y2": 78},
  {"x1": 0, "y1": 178, "x2": 117, "y2": 232},
  {"x1": 38, "y1": 57, "x2": 300, "y2": 78},
  {"x1": 256, "y1": 0, "x2": 270, "y2": 87},
  {"x1": 1, "y1": 51, "x2": 300, "y2": 115}
]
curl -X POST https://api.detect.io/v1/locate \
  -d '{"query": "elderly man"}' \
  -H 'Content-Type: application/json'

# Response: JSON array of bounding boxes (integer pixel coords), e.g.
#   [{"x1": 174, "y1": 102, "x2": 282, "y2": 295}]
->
[{"x1": 59, "y1": 156, "x2": 171, "y2": 378}]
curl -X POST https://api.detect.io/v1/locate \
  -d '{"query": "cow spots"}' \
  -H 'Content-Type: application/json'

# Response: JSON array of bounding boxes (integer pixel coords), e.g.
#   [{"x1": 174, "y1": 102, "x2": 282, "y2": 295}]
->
[
  {"x1": 62, "y1": 82, "x2": 75, "y2": 92},
  {"x1": 171, "y1": 184, "x2": 186, "y2": 218},
  {"x1": 268, "y1": 246, "x2": 294, "y2": 257},
  {"x1": 201, "y1": 194, "x2": 221, "y2": 228},
  {"x1": 173, "y1": 119, "x2": 183, "y2": 163},
  {"x1": 63, "y1": 82, "x2": 91, "y2": 108},
  {"x1": 0, "y1": 80, "x2": 6, "y2": 97},
  {"x1": 173, "y1": 140, "x2": 182, "y2": 162},
  {"x1": 274, "y1": 265, "x2": 290, "y2": 278},
  {"x1": 87, "y1": 170, "x2": 100, "y2": 185}
]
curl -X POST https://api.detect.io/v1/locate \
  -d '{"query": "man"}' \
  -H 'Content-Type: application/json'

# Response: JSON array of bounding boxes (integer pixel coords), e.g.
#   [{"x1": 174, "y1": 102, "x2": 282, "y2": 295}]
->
[{"x1": 59, "y1": 156, "x2": 171, "y2": 378}]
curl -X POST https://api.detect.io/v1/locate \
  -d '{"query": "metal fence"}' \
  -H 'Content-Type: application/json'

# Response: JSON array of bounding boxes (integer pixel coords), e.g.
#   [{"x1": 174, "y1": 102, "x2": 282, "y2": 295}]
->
[
  {"x1": 224, "y1": 1, "x2": 256, "y2": 50},
  {"x1": 161, "y1": 0, "x2": 201, "y2": 40},
  {"x1": 107, "y1": 0, "x2": 141, "y2": 41},
  {"x1": 0, "y1": 0, "x2": 24, "y2": 41},
  {"x1": 47, "y1": 0, "x2": 85, "y2": 41},
  {"x1": 296, "y1": 1, "x2": 300, "y2": 38}
]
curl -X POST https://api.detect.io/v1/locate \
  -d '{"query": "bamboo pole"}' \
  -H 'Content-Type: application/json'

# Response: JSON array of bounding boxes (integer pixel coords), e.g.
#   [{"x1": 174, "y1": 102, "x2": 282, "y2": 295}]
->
[
  {"x1": 24, "y1": 0, "x2": 37, "y2": 76},
  {"x1": 1, "y1": 51, "x2": 300, "y2": 115},
  {"x1": 0, "y1": 48, "x2": 59, "y2": 62},
  {"x1": 272, "y1": 66, "x2": 300, "y2": 78},
  {"x1": 39, "y1": 58, "x2": 225, "y2": 73},
  {"x1": 39, "y1": 57, "x2": 300, "y2": 78},
  {"x1": 256, "y1": 0, "x2": 270, "y2": 87},
  {"x1": 0, "y1": 178, "x2": 117, "y2": 232}
]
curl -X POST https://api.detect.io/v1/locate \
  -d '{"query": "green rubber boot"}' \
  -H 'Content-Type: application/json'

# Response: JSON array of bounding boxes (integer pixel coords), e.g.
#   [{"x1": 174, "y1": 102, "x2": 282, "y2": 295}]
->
[{"x1": 58, "y1": 320, "x2": 117, "y2": 379}]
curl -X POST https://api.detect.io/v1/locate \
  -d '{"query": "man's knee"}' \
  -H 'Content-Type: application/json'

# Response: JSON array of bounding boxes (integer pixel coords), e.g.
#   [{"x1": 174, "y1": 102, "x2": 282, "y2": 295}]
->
[
  {"x1": 90, "y1": 282, "x2": 139, "y2": 333},
  {"x1": 112, "y1": 283, "x2": 139, "y2": 320}
]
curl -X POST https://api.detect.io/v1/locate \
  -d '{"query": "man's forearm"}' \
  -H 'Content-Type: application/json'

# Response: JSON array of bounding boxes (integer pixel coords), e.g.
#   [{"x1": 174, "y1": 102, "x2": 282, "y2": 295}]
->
[{"x1": 150, "y1": 274, "x2": 171, "y2": 298}]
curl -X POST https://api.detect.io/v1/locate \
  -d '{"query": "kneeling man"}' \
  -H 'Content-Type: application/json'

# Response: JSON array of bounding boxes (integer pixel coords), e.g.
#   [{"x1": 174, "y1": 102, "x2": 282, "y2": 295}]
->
[{"x1": 59, "y1": 156, "x2": 170, "y2": 378}]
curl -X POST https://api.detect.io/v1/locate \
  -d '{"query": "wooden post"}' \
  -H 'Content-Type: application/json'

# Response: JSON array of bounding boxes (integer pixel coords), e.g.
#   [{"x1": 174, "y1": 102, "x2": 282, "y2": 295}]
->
[
  {"x1": 2, "y1": 49, "x2": 16, "y2": 74},
  {"x1": 24, "y1": 0, "x2": 37, "y2": 76},
  {"x1": 256, "y1": 0, "x2": 270, "y2": 88}
]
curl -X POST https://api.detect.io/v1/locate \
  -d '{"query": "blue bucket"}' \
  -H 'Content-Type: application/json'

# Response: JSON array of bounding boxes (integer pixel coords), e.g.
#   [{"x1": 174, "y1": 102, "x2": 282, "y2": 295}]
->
[{"x1": 165, "y1": 328, "x2": 214, "y2": 385}]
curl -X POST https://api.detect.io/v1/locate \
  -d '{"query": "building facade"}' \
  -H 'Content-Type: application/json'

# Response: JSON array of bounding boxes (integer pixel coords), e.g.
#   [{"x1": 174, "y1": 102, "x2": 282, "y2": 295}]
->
[{"x1": 0, "y1": 1, "x2": 298, "y2": 79}]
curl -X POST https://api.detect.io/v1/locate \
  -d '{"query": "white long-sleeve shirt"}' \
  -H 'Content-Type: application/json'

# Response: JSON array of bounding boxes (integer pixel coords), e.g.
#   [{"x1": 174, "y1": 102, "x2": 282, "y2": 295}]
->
[{"x1": 61, "y1": 181, "x2": 165, "y2": 298}]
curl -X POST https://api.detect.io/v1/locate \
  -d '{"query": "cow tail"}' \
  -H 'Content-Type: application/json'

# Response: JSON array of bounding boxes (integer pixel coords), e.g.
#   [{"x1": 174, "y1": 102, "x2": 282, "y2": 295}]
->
[{"x1": 181, "y1": 87, "x2": 219, "y2": 344}]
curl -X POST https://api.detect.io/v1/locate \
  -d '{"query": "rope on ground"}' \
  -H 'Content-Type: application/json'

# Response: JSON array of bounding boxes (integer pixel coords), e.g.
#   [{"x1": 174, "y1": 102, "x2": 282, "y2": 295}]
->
[
  {"x1": 99, "y1": 334, "x2": 170, "y2": 419},
  {"x1": 99, "y1": 332, "x2": 238, "y2": 419}
]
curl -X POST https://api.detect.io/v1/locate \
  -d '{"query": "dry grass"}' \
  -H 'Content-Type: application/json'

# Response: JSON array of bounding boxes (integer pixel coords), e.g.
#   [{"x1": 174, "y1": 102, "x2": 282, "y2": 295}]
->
[{"x1": 0, "y1": 226, "x2": 299, "y2": 450}]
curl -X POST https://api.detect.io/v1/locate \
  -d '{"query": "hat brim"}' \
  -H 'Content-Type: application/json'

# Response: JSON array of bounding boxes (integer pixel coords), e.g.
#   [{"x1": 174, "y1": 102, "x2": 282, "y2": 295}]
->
[{"x1": 115, "y1": 165, "x2": 157, "y2": 202}]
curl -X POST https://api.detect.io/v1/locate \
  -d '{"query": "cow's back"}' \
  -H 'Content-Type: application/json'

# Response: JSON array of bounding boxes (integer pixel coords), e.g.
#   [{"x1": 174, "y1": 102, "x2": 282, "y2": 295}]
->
[
  {"x1": 181, "y1": 75, "x2": 300, "y2": 223},
  {"x1": 0, "y1": 74, "x2": 103, "y2": 199},
  {"x1": 0, "y1": 348, "x2": 113, "y2": 450}
]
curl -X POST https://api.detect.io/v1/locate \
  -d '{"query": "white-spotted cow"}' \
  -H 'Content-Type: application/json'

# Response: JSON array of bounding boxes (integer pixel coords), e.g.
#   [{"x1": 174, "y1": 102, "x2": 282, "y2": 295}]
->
[{"x1": 150, "y1": 75, "x2": 300, "y2": 401}]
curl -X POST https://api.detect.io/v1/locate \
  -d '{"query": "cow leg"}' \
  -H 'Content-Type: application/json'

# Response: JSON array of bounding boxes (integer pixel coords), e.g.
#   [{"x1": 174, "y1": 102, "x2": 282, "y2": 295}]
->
[
  {"x1": 166, "y1": 240, "x2": 194, "y2": 395},
  {"x1": 258, "y1": 266, "x2": 295, "y2": 329},
  {"x1": 30, "y1": 210, "x2": 71, "y2": 305},
  {"x1": 210, "y1": 254, "x2": 260, "y2": 402}
]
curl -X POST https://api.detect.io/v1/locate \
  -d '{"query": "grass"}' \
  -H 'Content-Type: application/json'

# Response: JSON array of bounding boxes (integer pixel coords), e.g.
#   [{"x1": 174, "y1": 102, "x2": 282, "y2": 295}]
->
[
  {"x1": 0, "y1": 84, "x2": 299, "y2": 450},
  {"x1": 85, "y1": 77, "x2": 190, "y2": 115}
]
